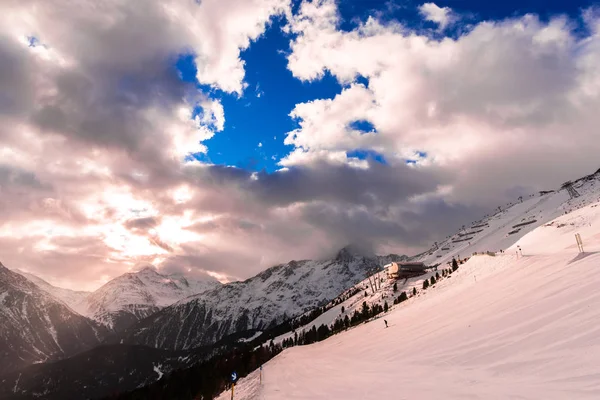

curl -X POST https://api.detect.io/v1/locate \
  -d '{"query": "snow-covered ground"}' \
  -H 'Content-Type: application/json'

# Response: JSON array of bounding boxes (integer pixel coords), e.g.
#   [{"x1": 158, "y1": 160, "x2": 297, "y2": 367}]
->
[
  {"x1": 419, "y1": 173, "x2": 600, "y2": 267},
  {"x1": 219, "y1": 200, "x2": 600, "y2": 400}
]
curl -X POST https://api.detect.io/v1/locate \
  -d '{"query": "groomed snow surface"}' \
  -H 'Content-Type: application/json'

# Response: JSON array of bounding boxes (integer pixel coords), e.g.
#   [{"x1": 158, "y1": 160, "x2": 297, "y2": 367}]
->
[{"x1": 219, "y1": 202, "x2": 600, "y2": 400}]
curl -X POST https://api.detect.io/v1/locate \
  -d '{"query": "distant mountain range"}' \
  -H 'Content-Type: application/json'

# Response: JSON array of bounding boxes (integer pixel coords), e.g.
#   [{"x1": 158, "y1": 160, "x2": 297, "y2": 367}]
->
[
  {"x1": 0, "y1": 263, "x2": 107, "y2": 374},
  {"x1": 14, "y1": 270, "x2": 90, "y2": 313},
  {"x1": 116, "y1": 249, "x2": 408, "y2": 350},
  {"x1": 79, "y1": 267, "x2": 221, "y2": 332},
  {"x1": 13, "y1": 266, "x2": 221, "y2": 333}
]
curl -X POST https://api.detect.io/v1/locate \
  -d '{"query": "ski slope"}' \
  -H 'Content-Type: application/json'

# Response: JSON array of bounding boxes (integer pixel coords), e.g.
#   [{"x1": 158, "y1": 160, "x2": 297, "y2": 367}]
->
[
  {"x1": 219, "y1": 200, "x2": 600, "y2": 400},
  {"x1": 419, "y1": 172, "x2": 600, "y2": 267}
]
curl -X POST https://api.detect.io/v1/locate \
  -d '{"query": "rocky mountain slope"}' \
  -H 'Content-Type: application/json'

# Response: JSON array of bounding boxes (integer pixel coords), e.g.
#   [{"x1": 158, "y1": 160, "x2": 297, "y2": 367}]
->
[
  {"x1": 0, "y1": 262, "x2": 107, "y2": 374},
  {"x1": 0, "y1": 344, "x2": 215, "y2": 400},
  {"x1": 80, "y1": 267, "x2": 221, "y2": 332},
  {"x1": 14, "y1": 270, "x2": 90, "y2": 313},
  {"x1": 118, "y1": 249, "x2": 407, "y2": 350}
]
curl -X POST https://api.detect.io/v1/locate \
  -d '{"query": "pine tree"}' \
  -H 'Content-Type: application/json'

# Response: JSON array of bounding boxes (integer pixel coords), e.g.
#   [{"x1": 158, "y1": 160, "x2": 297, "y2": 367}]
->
[
  {"x1": 412, "y1": 287, "x2": 417, "y2": 296},
  {"x1": 436, "y1": 272, "x2": 440, "y2": 280},
  {"x1": 452, "y1": 258, "x2": 459, "y2": 271},
  {"x1": 398, "y1": 291, "x2": 408, "y2": 302},
  {"x1": 393, "y1": 282, "x2": 398, "y2": 292},
  {"x1": 361, "y1": 301, "x2": 370, "y2": 316},
  {"x1": 341, "y1": 306, "x2": 345, "y2": 314},
  {"x1": 430, "y1": 276, "x2": 436, "y2": 285},
  {"x1": 423, "y1": 279, "x2": 429, "y2": 289},
  {"x1": 384, "y1": 301, "x2": 388, "y2": 312}
]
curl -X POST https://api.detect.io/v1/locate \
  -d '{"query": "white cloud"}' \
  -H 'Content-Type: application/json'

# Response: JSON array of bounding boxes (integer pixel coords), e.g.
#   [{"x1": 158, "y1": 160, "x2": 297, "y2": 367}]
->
[
  {"x1": 283, "y1": 2, "x2": 600, "y2": 205},
  {"x1": 0, "y1": 0, "x2": 291, "y2": 287},
  {"x1": 2, "y1": 0, "x2": 600, "y2": 290},
  {"x1": 279, "y1": 148, "x2": 368, "y2": 169},
  {"x1": 418, "y1": 3, "x2": 454, "y2": 29},
  {"x1": 283, "y1": 84, "x2": 378, "y2": 154}
]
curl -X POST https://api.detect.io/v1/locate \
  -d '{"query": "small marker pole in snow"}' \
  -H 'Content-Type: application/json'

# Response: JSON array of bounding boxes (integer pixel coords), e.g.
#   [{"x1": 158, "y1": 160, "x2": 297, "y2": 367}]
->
[
  {"x1": 230, "y1": 371, "x2": 237, "y2": 400},
  {"x1": 260, "y1": 365, "x2": 262, "y2": 384},
  {"x1": 575, "y1": 233, "x2": 584, "y2": 253}
]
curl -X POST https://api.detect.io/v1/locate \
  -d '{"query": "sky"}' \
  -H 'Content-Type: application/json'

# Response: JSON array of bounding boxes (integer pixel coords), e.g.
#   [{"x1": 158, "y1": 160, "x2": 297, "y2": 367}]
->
[{"x1": 1, "y1": 0, "x2": 599, "y2": 290}]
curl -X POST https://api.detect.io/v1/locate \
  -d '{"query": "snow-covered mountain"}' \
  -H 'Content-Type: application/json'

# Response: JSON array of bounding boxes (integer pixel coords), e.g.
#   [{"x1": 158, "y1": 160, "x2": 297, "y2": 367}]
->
[
  {"x1": 81, "y1": 267, "x2": 221, "y2": 332},
  {"x1": 14, "y1": 270, "x2": 90, "y2": 313},
  {"x1": 417, "y1": 168, "x2": 600, "y2": 267},
  {"x1": 0, "y1": 262, "x2": 107, "y2": 374},
  {"x1": 118, "y1": 250, "x2": 408, "y2": 350}
]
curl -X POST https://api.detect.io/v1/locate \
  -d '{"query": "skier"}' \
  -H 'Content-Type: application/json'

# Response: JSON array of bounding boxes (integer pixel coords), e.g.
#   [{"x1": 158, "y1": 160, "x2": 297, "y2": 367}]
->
[{"x1": 384, "y1": 320, "x2": 388, "y2": 328}]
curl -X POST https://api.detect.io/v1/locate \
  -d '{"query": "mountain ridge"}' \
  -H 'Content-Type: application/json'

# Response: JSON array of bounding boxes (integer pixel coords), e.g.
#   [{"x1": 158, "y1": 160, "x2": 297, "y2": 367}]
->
[
  {"x1": 0, "y1": 262, "x2": 108, "y2": 374},
  {"x1": 116, "y1": 251, "x2": 408, "y2": 351}
]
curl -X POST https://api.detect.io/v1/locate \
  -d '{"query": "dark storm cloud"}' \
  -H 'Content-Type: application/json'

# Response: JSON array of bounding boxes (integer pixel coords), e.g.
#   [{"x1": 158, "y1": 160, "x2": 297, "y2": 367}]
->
[
  {"x1": 150, "y1": 160, "x2": 486, "y2": 279},
  {"x1": 124, "y1": 216, "x2": 162, "y2": 231},
  {"x1": 0, "y1": 164, "x2": 47, "y2": 189},
  {"x1": 187, "y1": 159, "x2": 449, "y2": 209}
]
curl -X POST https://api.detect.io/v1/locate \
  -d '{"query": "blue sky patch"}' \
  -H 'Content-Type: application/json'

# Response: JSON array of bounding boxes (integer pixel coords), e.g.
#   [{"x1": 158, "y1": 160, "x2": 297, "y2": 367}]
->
[
  {"x1": 176, "y1": 16, "x2": 342, "y2": 172},
  {"x1": 174, "y1": 0, "x2": 593, "y2": 173},
  {"x1": 348, "y1": 120, "x2": 376, "y2": 134},
  {"x1": 347, "y1": 149, "x2": 387, "y2": 165}
]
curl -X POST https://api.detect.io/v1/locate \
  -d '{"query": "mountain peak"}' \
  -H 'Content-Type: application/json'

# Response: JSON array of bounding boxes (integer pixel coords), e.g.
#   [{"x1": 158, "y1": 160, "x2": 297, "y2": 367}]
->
[
  {"x1": 139, "y1": 267, "x2": 158, "y2": 274},
  {"x1": 134, "y1": 264, "x2": 159, "y2": 275},
  {"x1": 335, "y1": 244, "x2": 374, "y2": 261}
]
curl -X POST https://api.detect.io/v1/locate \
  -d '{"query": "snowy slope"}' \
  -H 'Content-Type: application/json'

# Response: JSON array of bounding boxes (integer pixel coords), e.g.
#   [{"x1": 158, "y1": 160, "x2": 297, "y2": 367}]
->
[
  {"x1": 118, "y1": 249, "x2": 407, "y2": 350},
  {"x1": 81, "y1": 267, "x2": 221, "y2": 332},
  {"x1": 418, "y1": 169, "x2": 600, "y2": 267},
  {"x1": 219, "y1": 200, "x2": 600, "y2": 400},
  {"x1": 14, "y1": 270, "x2": 90, "y2": 313},
  {"x1": 0, "y1": 262, "x2": 107, "y2": 375},
  {"x1": 270, "y1": 269, "x2": 420, "y2": 347}
]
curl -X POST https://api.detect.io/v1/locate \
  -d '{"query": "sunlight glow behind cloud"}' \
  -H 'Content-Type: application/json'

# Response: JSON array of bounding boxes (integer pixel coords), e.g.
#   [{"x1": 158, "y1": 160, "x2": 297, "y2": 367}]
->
[{"x1": 0, "y1": 0, "x2": 599, "y2": 289}]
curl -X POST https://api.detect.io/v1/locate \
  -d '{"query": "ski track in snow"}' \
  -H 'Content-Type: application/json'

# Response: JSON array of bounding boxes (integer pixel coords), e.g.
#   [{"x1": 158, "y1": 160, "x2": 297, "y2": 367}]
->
[{"x1": 219, "y1": 199, "x2": 600, "y2": 400}]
